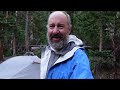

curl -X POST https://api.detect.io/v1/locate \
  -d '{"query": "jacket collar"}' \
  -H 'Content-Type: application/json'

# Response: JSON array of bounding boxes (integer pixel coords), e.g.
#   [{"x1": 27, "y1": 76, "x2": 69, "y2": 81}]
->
[{"x1": 49, "y1": 34, "x2": 84, "y2": 55}]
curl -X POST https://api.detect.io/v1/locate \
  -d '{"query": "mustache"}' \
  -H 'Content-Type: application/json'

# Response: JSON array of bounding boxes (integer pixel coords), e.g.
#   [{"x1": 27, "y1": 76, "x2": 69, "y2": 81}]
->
[{"x1": 50, "y1": 34, "x2": 63, "y2": 38}]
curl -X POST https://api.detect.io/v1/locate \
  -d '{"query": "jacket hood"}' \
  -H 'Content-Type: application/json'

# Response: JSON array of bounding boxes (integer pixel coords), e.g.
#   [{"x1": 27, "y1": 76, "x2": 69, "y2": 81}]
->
[
  {"x1": 50, "y1": 35, "x2": 84, "y2": 52},
  {"x1": 68, "y1": 35, "x2": 83, "y2": 46}
]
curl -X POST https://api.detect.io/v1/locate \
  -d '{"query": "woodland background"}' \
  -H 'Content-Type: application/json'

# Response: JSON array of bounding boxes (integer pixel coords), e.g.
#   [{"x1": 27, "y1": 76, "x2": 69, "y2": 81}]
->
[{"x1": 0, "y1": 11, "x2": 120, "y2": 79}]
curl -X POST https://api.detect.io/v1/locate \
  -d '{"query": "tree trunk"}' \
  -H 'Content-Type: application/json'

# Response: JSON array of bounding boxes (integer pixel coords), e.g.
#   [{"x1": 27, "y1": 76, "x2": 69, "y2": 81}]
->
[
  {"x1": 113, "y1": 12, "x2": 117, "y2": 79},
  {"x1": 5, "y1": 11, "x2": 8, "y2": 23},
  {"x1": 12, "y1": 11, "x2": 18, "y2": 56},
  {"x1": 25, "y1": 11, "x2": 29, "y2": 52},
  {"x1": 67, "y1": 11, "x2": 74, "y2": 34},
  {"x1": 0, "y1": 40, "x2": 4, "y2": 61},
  {"x1": 99, "y1": 28, "x2": 103, "y2": 52},
  {"x1": 12, "y1": 33, "x2": 16, "y2": 56}
]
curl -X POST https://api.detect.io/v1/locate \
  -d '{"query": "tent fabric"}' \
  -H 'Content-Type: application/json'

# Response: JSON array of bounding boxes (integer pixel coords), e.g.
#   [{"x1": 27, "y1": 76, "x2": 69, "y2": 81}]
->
[{"x1": 0, "y1": 56, "x2": 40, "y2": 79}]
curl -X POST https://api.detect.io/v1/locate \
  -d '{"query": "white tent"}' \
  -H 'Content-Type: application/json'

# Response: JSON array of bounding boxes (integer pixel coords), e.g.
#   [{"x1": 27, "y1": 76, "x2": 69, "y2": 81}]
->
[{"x1": 0, "y1": 56, "x2": 40, "y2": 79}]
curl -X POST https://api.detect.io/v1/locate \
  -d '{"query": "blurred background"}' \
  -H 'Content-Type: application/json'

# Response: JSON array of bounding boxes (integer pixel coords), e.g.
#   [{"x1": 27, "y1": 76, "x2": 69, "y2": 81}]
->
[{"x1": 0, "y1": 11, "x2": 120, "y2": 79}]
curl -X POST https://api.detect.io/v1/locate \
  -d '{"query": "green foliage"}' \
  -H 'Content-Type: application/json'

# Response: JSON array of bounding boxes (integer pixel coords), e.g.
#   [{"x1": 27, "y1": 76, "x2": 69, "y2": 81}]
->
[
  {"x1": 2, "y1": 11, "x2": 120, "y2": 78},
  {"x1": 33, "y1": 50, "x2": 41, "y2": 57},
  {"x1": 87, "y1": 49, "x2": 113, "y2": 70},
  {"x1": 0, "y1": 11, "x2": 120, "y2": 66},
  {"x1": 73, "y1": 11, "x2": 100, "y2": 48},
  {"x1": 72, "y1": 11, "x2": 117, "y2": 50},
  {"x1": 87, "y1": 49, "x2": 113, "y2": 58},
  {"x1": 32, "y1": 11, "x2": 49, "y2": 45}
]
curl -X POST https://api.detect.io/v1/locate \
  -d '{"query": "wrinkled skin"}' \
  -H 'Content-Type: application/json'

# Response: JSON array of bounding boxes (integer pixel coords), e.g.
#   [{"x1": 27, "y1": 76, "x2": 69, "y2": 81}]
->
[{"x1": 47, "y1": 11, "x2": 71, "y2": 51}]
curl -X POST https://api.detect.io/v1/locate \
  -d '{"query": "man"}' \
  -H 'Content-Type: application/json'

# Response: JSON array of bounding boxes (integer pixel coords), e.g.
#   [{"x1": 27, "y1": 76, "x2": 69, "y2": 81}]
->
[{"x1": 40, "y1": 11, "x2": 94, "y2": 79}]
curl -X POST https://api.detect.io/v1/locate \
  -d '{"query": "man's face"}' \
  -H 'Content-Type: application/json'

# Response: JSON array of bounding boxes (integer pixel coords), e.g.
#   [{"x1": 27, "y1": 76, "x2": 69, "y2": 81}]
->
[{"x1": 47, "y1": 12, "x2": 71, "y2": 51}]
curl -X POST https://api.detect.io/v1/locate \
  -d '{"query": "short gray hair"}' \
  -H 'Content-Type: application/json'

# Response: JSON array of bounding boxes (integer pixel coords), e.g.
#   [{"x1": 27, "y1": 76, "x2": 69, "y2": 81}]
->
[
  {"x1": 61, "y1": 11, "x2": 72, "y2": 27},
  {"x1": 47, "y1": 11, "x2": 72, "y2": 29}
]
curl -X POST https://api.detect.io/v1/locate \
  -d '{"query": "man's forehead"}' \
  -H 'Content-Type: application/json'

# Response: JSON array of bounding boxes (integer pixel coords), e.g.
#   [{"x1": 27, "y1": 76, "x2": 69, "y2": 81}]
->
[
  {"x1": 49, "y1": 11, "x2": 67, "y2": 20},
  {"x1": 50, "y1": 11, "x2": 66, "y2": 16}
]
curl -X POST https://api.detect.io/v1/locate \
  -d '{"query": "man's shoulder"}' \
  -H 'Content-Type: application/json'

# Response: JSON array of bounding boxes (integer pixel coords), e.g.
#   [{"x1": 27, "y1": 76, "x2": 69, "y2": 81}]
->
[
  {"x1": 73, "y1": 47, "x2": 87, "y2": 58},
  {"x1": 75, "y1": 47, "x2": 85, "y2": 53}
]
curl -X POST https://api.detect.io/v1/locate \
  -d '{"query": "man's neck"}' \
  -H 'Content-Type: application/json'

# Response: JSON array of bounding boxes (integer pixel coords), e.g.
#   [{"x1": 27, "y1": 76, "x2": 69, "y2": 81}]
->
[{"x1": 49, "y1": 42, "x2": 76, "y2": 55}]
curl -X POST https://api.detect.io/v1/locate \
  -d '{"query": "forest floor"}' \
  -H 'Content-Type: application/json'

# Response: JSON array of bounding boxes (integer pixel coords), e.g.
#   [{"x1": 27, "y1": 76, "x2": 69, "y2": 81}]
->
[
  {"x1": 93, "y1": 65, "x2": 120, "y2": 79},
  {"x1": 94, "y1": 68, "x2": 120, "y2": 79},
  {"x1": 89, "y1": 56, "x2": 120, "y2": 79},
  {"x1": 1, "y1": 56, "x2": 120, "y2": 79}
]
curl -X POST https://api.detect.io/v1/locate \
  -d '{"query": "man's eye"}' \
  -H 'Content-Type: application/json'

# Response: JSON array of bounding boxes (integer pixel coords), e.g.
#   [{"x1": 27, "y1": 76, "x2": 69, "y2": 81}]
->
[
  {"x1": 49, "y1": 25, "x2": 54, "y2": 28},
  {"x1": 58, "y1": 26, "x2": 64, "y2": 29}
]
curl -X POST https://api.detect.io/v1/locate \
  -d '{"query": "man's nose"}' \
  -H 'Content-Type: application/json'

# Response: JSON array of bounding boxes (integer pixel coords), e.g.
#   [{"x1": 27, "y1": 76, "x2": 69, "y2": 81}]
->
[{"x1": 52, "y1": 26, "x2": 60, "y2": 34}]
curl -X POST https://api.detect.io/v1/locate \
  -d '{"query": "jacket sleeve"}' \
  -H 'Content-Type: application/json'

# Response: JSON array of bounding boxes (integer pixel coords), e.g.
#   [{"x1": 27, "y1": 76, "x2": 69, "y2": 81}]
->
[{"x1": 69, "y1": 49, "x2": 94, "y2": 79}]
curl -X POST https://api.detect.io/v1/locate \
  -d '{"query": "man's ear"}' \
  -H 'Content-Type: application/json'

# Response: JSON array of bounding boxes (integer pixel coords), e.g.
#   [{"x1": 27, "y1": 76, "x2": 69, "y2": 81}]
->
[
  {"x1": 68, "y1": 25, "x2": 72, "y2": 34},
  {"x1": 69, "y1": 29, "x2": 71, "y2": 35}
]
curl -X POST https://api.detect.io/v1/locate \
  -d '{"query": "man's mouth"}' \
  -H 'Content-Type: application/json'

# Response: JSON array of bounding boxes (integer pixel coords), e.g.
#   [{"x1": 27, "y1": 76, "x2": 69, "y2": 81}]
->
[
  {"x1": 50, "y1": 34, "x2": 63, "y2": 42},
  {"x1": 52, "y1": 37, "x2": 61, "y2": 42}
]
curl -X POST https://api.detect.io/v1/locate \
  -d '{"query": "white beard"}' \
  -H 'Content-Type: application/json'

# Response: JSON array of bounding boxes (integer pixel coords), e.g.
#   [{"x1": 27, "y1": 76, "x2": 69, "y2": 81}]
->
[{"x1": 47, "y1": 33, "x2": 68, "y2": 51}]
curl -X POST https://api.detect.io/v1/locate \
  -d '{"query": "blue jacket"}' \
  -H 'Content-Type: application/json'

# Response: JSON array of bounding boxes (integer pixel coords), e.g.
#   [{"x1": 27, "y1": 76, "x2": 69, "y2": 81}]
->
[
  {"x1": 40, "y1": 35, "x2": 94, "y2": 79},
  {"x1": 47, "y1": 48, "x2": 93, "y2": 79}
]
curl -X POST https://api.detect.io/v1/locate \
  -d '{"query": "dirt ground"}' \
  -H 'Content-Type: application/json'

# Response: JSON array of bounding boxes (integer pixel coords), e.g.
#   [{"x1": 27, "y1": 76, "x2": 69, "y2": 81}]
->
[{"x1": 93, "y1": 66, "x2": 120, "y2": 79}]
